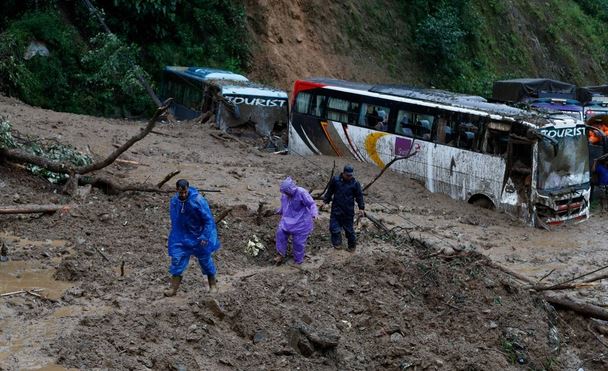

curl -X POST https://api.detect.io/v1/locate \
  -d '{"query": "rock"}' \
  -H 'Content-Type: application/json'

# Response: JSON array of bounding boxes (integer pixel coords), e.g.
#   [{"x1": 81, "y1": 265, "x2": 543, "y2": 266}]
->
[
  {"x1": 204, "y1": 298, "x2": 226, "y2": 319},
  {"x1": 489, "y1": 321, "x2": 498, "y2": 329},
  {"x1": 253, "y1": 330, "x2": 267, "y2": 344},
  {"x1": 441, "y1": 246, "x2": 455, "y2": 256},
  {"x1": 302, "y1": 313, "x2": 313, "y2": 324},
  {"x1": 390, "y1": 332, "x2": 403, "y2": 342}
]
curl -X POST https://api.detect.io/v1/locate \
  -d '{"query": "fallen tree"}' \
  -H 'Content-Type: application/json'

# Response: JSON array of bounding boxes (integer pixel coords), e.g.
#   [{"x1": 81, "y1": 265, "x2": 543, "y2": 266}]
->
[{"x1": 0, "y1": 102, "x2": 173, "y2": 195}]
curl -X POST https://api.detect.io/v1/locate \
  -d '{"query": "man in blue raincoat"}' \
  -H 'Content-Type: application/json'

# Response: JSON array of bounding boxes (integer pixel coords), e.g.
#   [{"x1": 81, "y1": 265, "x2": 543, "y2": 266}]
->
[
  {"x1": 322, "y1": 165, "x2": 365, "y2": 251},
  {"x1": 164, "y1": 179, "x2": 220, "y2": 297}
]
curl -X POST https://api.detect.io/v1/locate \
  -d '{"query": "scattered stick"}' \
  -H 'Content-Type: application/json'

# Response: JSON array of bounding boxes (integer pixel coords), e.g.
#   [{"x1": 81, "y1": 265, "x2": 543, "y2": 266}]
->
[
  {"x1": 120, "y1": 261, "x2": 125, "y2": 277},
  {"x1": 115, "y1": 159, "x2": 140, "y2": 165},
  {"x1": 94, "y1": 245, "x2": 111, "y2": 262},
  {"x1": 25, "y1": 290, "x2": 57, "y2": 303},
  {"x1": 151, "y1": 130, "x2": 178, "y2": 138},
  {"x1": 1, "y1": 288, "x2": 44, "y2": 297},
  {"x1": 210, "y1": 132, "x2": 228, "y2": 142},
  {"x1": 313, "y1": 160, "x2": 336, "y2": 200},
  {"x1": 532, "y1": 264, "x2": 608, "y2": 291},
  {"x1": 482, "y1": 261, "x2": 535, "y2": 285},
  {"x1": 215, "y1": 207, "x2": 233, "y2": 224},
  {"x1": 0, "y1": 204, "x2": 71, "y2": 215},
  {"x1": 365, "y1": 212, "x2": 389, "y2": 232},
  {"x1": 537, "y1": 268, "x2": 555, "y2": 283},
  {"x1": 588, "y1": 323, "x2": 608, "y2": 349},
  {"x1": 157, "y1": 170, "x2": 181, "y2": 189}
]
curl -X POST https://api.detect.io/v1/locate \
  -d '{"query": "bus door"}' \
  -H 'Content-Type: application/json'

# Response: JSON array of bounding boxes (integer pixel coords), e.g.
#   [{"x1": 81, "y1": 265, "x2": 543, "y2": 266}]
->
[{"x1": 502, "y1": 130, "x2": 534, "y2": 212}]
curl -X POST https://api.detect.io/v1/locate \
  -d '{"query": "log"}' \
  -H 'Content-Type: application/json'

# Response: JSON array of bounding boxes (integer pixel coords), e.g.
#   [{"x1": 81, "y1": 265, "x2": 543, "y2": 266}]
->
[
  {"x1": 544, "y1": 294, "x2": 608, "y2": 321},
  {"x1": 0, "y1": 204, "x2": 71, "y2": 215}
]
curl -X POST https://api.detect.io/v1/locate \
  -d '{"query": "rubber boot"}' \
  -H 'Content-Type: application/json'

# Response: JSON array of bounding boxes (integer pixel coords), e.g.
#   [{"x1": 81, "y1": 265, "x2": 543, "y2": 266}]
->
[
  {"x1": 208, "y1": 275, "x2": 218, "y2": 293},
  {"x1": 163, "y1": 276, "x2": 182, "y2": 297}
]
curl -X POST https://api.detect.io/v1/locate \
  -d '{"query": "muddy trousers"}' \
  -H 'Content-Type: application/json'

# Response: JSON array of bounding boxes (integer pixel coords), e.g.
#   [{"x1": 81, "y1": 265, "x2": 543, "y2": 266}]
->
[
  {"x1": 275, "y1": 227, "x2": 310, "y2": 264},
  {"x1": 169, "y1": 246, "x2": 216, "y2": 278},
  {"x1": 329, "y1": 213, "x2": 356, "y2": 248}
]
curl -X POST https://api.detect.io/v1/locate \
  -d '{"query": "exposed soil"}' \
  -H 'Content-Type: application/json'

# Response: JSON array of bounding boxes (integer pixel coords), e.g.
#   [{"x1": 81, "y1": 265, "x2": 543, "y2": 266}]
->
[{"x1": 1, "y1": 95, "x2": 608, "y2": 370}]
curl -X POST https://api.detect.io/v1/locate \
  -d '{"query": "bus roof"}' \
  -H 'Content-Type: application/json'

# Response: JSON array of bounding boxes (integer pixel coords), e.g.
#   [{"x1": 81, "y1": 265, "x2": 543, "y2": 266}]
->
[
  {"x1": 164, "y1": 66, "x2": 249, "y2": 82},
  {"x1": 164, "y1": 66, "x2": 288, "y2": 98},
  {"x1": 300, "y1": 78, "x2": 538, "y2": 121}
]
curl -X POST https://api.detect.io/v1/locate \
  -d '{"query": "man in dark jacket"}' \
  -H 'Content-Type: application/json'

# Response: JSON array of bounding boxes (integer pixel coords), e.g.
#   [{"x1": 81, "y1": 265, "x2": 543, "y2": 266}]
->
[
  {"x1": 164, "y1": 179, "x2": 221, "y2": 297},
  {"x1": 322, "y1": 164, "x2": 365, "y2": 251}
]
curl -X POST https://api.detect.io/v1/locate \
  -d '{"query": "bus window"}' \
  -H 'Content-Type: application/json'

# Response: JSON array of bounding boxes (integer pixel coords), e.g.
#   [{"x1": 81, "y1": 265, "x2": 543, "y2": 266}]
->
[
  {"x1": 414, "y1": 114, "x2": 435, "y2": 140},
  {"x1": 361, "y1": 104, "x2": 390, "y2": 130},
  {"x1": 483, "y1": 121, "x2": 511, "y2": 155},
  {"x1": 395, "y1": 110, "x2": 414, "y2": 136},
  {"x1": 327, "y1": 97, "x2": 359, "y2": 124},
  {"x1": 457, "y1": 122, "x2": 480, "y2": 150},
  {"x1": 311, "y1": 95, "x2": 327, "y2": 117},
  {"x1": 295, "y1": 92, "x2": 311, "y2": 114}
]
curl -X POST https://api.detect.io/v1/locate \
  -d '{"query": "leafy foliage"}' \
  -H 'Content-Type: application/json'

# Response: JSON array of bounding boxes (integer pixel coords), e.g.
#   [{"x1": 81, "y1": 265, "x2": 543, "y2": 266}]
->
[
  {"x1": 80, "y1": 33, "x2": 153, "y2": 116},
  {"x1": 574, "y1": 0, "x2": 608, "y2": 22},
  {"x1": 0, "y1": 119, "x2": 92, "y2": 183},
  {"x1": 26, "y1": 143, "x2": 93, "y2": 184},
  {"x1": 415, "y1": 5, "x2": 466, "y2": 75},
  {"x1": 0, "y1": 119, "x2": 17, "y2": 149},
  {"x1": 0, "y1": 0, "x2": 249, "y2": 117}
]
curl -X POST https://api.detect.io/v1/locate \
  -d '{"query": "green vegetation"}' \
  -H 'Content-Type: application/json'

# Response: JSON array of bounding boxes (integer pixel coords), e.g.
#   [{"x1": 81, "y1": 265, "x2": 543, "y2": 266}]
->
[
  {"x1": 408, "y1": 0, "x2": 608, "y2": 96},
  {"x1": 0, "y1": 119, "x2": 92, "y2": 183},
  {"x1": 2, "y1": 0, "x2": 608, "y2": 114},
  {"x1": 0, "y1": 0, "x2": 248, "y2": 117}
]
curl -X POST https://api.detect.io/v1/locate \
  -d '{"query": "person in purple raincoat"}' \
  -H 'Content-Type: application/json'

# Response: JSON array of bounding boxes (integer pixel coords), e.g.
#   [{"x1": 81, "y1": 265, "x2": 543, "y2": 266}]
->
[{"x1": 274, "y1": 177, "x2": 318, "y2": 265}]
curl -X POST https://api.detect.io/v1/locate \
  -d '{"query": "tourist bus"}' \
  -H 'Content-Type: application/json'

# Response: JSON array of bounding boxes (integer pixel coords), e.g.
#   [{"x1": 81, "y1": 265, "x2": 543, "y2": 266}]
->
[
  {"x1": 160, "y1": 66, "x2": 288, "y2": 136},
  {"x1": 289, "y1": 78, "x2": 590, "y2": 227}
]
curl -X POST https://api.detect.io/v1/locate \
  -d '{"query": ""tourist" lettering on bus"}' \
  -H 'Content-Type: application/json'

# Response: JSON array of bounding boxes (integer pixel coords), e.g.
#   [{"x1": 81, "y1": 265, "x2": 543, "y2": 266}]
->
[
  {"x1": 225, "y1": 96, "x2": 287, "y2": 107},
  {"x1": 539, "y1": 127, "x2": 585, "y2": 138}
]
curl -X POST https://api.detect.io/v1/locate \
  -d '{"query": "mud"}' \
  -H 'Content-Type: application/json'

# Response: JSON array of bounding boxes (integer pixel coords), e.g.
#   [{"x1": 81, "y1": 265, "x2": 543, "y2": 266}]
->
[{"x1": 1, "y1": 95, "x2": 608, "y2": 370}]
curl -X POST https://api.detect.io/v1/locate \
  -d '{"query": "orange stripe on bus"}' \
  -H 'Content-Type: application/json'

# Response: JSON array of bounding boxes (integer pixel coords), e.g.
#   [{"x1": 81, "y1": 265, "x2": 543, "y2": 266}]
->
[{"x1": 320, "y1": 121, "x2": 342, "y2": 156}]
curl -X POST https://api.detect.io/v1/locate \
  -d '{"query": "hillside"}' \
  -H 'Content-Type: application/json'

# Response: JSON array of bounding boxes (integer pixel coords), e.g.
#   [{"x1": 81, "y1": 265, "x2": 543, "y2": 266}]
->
[
  {"x1": 244, "y1": 0, "x2": 608, "y2": 95},
  {"x1": 1, "y1": 1, "x2": 608, "y2": 115}
]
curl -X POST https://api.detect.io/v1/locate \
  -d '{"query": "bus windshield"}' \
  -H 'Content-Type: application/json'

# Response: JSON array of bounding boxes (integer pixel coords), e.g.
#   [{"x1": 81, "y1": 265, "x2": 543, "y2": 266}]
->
[{"x1": 537, "y1": 127, "x2": 589, "y2": 190}]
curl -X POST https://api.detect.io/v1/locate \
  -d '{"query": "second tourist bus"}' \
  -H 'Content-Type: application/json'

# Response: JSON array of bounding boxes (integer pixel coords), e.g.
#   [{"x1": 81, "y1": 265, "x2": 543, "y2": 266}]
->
[{"x1": 289, "y1": 78, "x2": 590, "y2": 227}]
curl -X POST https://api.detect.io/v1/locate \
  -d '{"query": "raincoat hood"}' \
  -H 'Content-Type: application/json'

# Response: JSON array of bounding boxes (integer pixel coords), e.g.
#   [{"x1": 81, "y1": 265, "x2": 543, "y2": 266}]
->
[{"x1": 280, "y1": 177, "x2": 298, "y2": 196}]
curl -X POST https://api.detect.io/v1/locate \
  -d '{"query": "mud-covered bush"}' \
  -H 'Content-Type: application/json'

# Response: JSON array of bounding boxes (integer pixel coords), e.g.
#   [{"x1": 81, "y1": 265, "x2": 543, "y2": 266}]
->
[{"x1": 0, "y1": 120, "x2": 92, "y2": 183}]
